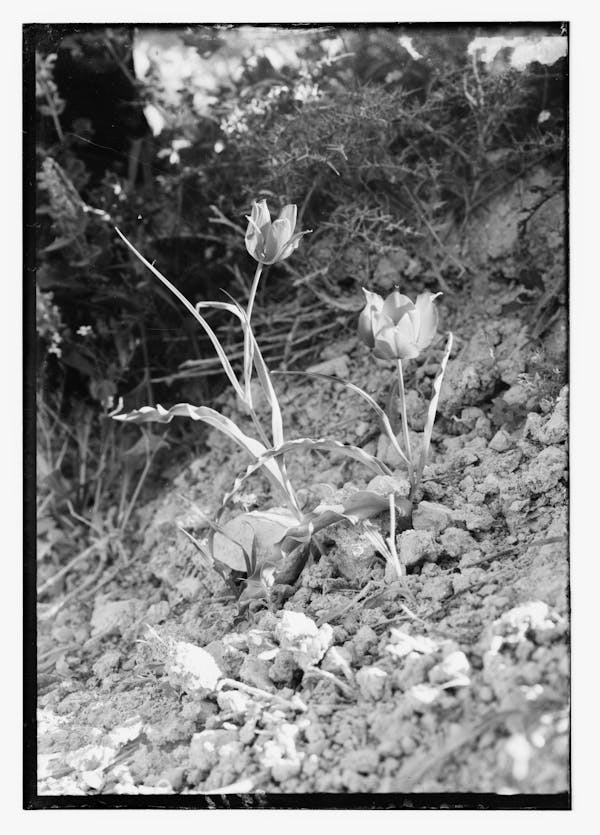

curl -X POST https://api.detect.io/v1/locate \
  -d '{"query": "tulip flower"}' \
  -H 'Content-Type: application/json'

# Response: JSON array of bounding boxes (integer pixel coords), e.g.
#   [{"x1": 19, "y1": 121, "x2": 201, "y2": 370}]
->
[
  {"x1": 358, "y1": 286, "x2": 444, "y2": 495},
  {"x1": 245, "y1": 199, "x2": 309, "y2": 266},
  {"x1": 243, "y1": 200, "x2": 310, "y2": 409},
  {"x1": 358, "y1": 287, "x2": 441, "y2": 361}
]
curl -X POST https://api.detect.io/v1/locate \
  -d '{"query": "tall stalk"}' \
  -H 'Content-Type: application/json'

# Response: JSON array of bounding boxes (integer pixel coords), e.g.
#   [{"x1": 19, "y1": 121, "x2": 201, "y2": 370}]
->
[
  {"x1": 243, "y1": 262, "x2": 301, "y2": 517},
  {"x1": 246, "y1": 263, "x2": 263, "y2": 323},
  {"x1": 396, "y1": 359, "x2": 415, "y2": 493}
]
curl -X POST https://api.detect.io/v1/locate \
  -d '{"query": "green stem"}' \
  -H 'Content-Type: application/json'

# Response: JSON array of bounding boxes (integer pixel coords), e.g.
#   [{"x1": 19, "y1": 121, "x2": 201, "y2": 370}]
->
[
  {"x1": 245, "y1": 297, "x2": 301, "y2": 518},
  {"x1": 396, "y1": 359, "x2": 414, "y2": 491},
  {"x1": 247, "y1": 263, "x2": 263, "y2": 324},
  {"x1": 242, "y1": 263, "x2": 301, "y2": 517},
  {"x1": 242, "y1": 263, "x2": 263, "y2": 405}
]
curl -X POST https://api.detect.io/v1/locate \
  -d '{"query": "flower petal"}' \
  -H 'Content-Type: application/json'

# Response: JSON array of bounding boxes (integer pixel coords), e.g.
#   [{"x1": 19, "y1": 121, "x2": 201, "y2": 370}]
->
[
  {"x1": 382, "y1": 290, "x2": 415, "y2": 324},
  {"x1": 373, "y1": 313, "x2": 420, "y2": 360},
  {"x1": 358, "y1": 290, "x2": 385, "y2": 347},
  {"x1": 358, "y1": 310, "x2": 376, "y2": 347},
  {"x1": 415, "y1": 292, "x2": 441, "y2": 349},
  {"x1": 371, "y1": 310, "x2": 395, "y2": 337},
  {"x1": 276, "y1": 229, "x2": 310, "y2": 262},
  {"x1": 252, "y1": 199, "x2": 271, "y2": 229},
  {"x1": 406, "y1": 307, "x2": 420, "y2": 338},
  {"x1": 245, "y1": 215, "x2": 266, "y2": 261},
  {"x1": 262, "y1": 218, "x2": 292, "y2": 263},
  {"x1": 361, "y1": 288, "x2": 384, "y2": 311},
  {"x1": 277, "y1": 204, "x2": 297, "y2": 233}
]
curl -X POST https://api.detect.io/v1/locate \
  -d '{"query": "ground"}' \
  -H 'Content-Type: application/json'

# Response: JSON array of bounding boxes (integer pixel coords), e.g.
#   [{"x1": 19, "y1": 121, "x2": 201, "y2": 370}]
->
[{"x1": 36, "y1": 171, "x2": 568, "y2": 801}]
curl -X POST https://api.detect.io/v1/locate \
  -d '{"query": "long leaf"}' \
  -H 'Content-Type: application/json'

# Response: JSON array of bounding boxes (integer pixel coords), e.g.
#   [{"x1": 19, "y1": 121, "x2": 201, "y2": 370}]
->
[
  {"x1": 197, "y1": 297, "x2": 284, "y2": 447},
  {"x1": 225, "y1": 292, "x2": 285, "y2": 448},
  {"x1": 281, "y1": 489, "x2": 411, "y2": 551},
  {"x1": 111, "y1": 403, "x2": 287, "y2": 495},
  {"x1": 276, "y1": 370, "x2": 411, "y2": 468},
  {"x1": 416, "y1": 331, "x2": 453, "y2": 490},
  {"x1": 115, "y1": 228, "x2": 246, "y2": 401},
  {"x1": 195, "y1": 296, "x2": 298, "y2": 512},
  {"x1": 217, "y1": 436, "x2": 392, "y2": 524},
  {"x1": 197, "y1": 298, "x2": 253, "y2": 393},
  {"x1": 281, "y1": 491, "x2": 388, "y2": 547},
  {"x1": 200, "y1": 290, "x2": 256, "y2": 406}
]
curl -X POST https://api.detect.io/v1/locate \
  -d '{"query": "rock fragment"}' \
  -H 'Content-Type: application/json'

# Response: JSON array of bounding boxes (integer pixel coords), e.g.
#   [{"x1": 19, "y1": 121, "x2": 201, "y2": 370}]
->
[
  {"x1": 165, "y1": 641, "x2": 222, "y2": 694},
  {"x1": 397, "y1": 529, "x2": 441, "y2": 567},
  {"x1": 412, "y1": 501, "x2": 452, "y2": 534},
  {"x1": 356, "y1": 666, "x2": 388, "y2": 700},
  {"x1": 489, "y1": 429, "x2": 512, "y2": 452},
  {"x1": 275, "y1": 611, "x2": 333, "y2": 669}
]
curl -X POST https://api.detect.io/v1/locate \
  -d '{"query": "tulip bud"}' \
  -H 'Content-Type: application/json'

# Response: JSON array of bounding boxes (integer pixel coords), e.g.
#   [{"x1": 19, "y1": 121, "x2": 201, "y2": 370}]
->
[
  {"x1": 358, "y1": 287, "x2": 441, "y2": 361},
  {"x1": 245, "y1": 199, "x2": 310, "y2": 265}
]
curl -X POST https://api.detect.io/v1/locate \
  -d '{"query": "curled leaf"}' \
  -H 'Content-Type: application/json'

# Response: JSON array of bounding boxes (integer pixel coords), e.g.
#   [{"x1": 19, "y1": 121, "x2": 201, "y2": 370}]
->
[
  {"x1": 111, "y1": 402, "x2": 289, "y2": 498},
  {"x1": 217, "y1": 436, "x2": 392, "y2": 525},
  {"x1": 276, "y1": 370, "x2": 411, "y2": 468},
  {"x1": 210, "y1": 508, "x2": 299, "y2": 573},
  {"x1": 281, "y1": 489, "x2": 411, "y2": 551}
]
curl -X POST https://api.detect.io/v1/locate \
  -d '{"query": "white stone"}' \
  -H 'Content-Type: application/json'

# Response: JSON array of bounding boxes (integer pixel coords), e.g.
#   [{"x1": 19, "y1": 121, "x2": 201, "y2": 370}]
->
[
  {"x1": 356, "y1": 666, "x2": 388, "y2": 700},
  {"x1": 275, "y1": 611, "x2": 333, "y2": 668},
  {"x1": 165, "y1": 641, "x2": 222, "y2": 693}
]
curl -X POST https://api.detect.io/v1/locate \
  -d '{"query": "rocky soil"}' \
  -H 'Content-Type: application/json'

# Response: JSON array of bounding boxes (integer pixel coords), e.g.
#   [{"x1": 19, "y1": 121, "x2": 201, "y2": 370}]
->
[{"x1": 36, "y1": 172, "x2": 569, "y2": 802}]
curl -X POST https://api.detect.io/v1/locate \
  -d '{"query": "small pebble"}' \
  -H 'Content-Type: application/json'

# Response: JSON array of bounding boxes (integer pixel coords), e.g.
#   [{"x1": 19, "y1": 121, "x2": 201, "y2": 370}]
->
[{"x1": 489, "y1": 429, "x2": 512, "y2": 452}]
